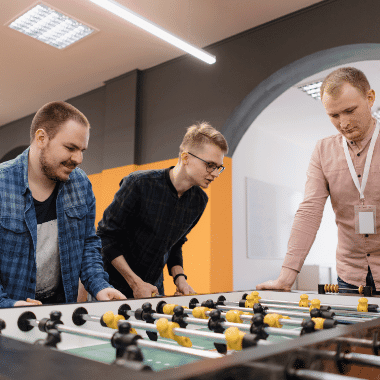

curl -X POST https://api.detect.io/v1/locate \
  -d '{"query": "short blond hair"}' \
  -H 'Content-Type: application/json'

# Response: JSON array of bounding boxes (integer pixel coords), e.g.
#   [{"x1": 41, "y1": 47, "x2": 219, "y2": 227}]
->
[
  {"x1": 180, "y1": 122, "x2": 228, "y2": 155},
  {"x1": 320, "y1": 67, "x2": 371, "y2": 99}
]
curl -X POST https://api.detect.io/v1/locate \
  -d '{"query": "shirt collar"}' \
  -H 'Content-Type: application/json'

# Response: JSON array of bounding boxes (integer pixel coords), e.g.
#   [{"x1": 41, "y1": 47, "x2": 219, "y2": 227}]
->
[
  {"x1": 20, "y1": 147, "x2": 31, "y2": 195},
  {"x1": 346, "y1": 120, "x2": 377, "y2": 149}
]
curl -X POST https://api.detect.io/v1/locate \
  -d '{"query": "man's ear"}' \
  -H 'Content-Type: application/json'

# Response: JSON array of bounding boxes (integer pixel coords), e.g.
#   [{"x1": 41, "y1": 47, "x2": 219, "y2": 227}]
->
[
  {"x1": 367, "y1": 89, "x2": 376, "y2": 108},
  {"x1": 34, "y1": 129, "x2": 48, "y2": 147},
  {"x1": 181, "y1": 152, "x2": 188, "y2": 164}
]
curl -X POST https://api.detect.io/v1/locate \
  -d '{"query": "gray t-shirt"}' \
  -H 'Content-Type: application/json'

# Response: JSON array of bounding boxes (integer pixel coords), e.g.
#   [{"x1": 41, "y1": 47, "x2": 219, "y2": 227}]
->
[{"x1": 33, "y1": 183, "x2": 65, "y2": 303}]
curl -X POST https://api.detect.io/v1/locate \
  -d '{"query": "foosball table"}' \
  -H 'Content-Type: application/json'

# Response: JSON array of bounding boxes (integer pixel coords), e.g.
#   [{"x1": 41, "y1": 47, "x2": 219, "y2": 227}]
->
[{"x1": 1, "y1": 290, "x2": 380, "y2": 380}]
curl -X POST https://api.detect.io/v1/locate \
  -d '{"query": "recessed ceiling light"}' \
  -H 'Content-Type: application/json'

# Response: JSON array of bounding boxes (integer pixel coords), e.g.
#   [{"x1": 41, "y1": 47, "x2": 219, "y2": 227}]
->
[
  {"x1": 7, "y1": 3, "x2": 95, "y2": 49},
  {"x1": 88, "y1": 0, "x2": 216, "y2": 64},
  {"x1": 298, "y1": 81, "x2": 323, "y2": 100}
]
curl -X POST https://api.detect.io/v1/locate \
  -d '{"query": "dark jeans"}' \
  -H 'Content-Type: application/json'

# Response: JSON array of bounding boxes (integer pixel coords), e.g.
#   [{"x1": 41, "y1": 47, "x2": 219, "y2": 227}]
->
[
  {"x1": 154, "y1": 273, "x2": 165, "y2": 296},
  {"x1": 337, "y1": 267, "x2": 380, "y2": 295}
]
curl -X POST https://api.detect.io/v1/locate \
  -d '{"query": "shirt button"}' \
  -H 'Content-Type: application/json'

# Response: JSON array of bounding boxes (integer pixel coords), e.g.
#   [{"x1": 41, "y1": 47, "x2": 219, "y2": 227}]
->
[
  {"x1": 367, "y1": 253, "x2": 370, "y2": 257},
  {"x1": 365, "y1": 234, "x2": 369, "y2": 237},
  {"x1": 358, "y1": 174, "x2": 361, "y2": 177},
  {"x1": 351, "y1": 141, "x2": 354, "y2": 144},
  {"x1": 357, "y1": 153, "x2": 360, "y2": 156}
]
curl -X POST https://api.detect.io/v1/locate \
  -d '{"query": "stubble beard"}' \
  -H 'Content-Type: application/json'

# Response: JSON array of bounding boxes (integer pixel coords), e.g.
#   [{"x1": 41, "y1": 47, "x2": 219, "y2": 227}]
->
[{"x1": 40, "y1": 147, "x2": 65, "y2": 183}]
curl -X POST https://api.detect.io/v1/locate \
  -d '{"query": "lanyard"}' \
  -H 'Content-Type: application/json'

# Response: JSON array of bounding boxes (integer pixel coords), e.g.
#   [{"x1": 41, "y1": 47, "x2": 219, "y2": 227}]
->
[{"x1": 342, "y1": 121, "x2": 380, "y2": 202}]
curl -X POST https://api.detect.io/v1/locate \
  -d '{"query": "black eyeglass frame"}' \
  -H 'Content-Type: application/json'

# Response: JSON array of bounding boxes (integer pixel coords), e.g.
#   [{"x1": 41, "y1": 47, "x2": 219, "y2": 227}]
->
[{"x1": 187, "y1": 152, "x2": 225, "y2": 174}]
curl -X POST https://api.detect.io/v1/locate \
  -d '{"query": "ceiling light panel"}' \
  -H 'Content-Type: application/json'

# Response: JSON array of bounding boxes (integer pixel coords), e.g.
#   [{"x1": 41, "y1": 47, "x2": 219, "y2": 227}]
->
[
  {"x1": 298, "y1": 81, "x2": 323, "y2": 100},
  {"x1": 8, "y1": 3, "x2": 95, "y2": 49}
]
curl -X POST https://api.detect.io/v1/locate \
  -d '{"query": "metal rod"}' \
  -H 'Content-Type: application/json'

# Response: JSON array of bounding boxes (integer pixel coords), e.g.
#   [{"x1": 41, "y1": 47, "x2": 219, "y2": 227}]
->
[
  {"x1": 137, "y1": 339, "x2": 222, "y2": 358},
  {"x1": 133, "y1": 321, "x2": 273, "y2": 346},
  {"x1": 304, "y1": 348, "x2": 380, "y2": 368},
  {"x1": 217, "y1": 304, "x2": 370, "y2": 324},
  {"x1": 295, "y1": 369, "x2": 363, "y2": 380},
  {"x1": 182, "y1": 308, "x2": 302, "y2": 327},
  {"x1": 248, "y1": 361, "x2": 362, "y2": 380},
  {"x1": 334, "y1": 336, "x2": 378, "y2": 349},
  {"x1": 82, "y1": 310, "x2": 300, "y2": 341},
  {"x1": 230, "y1": 298, "x2": 380, "y2": 314},
  {"x1": 345, "y1": 352, "x2": 380, "y2": 367},
  {"x1": 27, "y1": 318, "x2": 223, "y2": 359}
]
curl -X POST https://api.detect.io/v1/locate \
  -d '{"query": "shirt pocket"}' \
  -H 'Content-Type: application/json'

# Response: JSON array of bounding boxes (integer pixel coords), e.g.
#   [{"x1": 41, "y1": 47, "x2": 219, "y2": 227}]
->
[
  {"x1": 64, "y1": 205, "x2": 87, "y2": 243},
  {"x1": 0, "y1": 217, "x2": 29, "y2": 257}
]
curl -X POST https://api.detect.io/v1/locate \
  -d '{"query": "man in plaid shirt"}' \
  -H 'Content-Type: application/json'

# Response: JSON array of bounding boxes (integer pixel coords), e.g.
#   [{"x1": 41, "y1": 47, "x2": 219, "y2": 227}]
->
[
  {"x1": 97, "y1": 122, "x2": 228, "y2": 298},
  {"x1": 0, "y1": 101, "x2": 125, "y2": 307}
]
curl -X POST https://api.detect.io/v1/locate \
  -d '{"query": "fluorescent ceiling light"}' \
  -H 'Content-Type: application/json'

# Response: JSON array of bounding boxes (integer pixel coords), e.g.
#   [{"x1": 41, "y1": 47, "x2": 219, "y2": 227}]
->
[
  {"x1": 8, "y1": 3, "x2": 95, "y2": 49},
  {"x1": 88, "y1": 0, "x2": 216, "y2": 64},
  {"x1": 298, "y1": 81, "x2": 323, "y2": 100}
]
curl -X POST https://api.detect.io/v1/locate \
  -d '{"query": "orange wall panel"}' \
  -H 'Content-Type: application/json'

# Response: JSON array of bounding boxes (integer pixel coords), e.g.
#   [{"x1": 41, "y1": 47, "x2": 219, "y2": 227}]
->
[
  {"x1": 88, "y1": 157, "x2": 232, "y2": 296},
  {"x1": 209, "y1": 157, "x2": 233, "y2": 293}
]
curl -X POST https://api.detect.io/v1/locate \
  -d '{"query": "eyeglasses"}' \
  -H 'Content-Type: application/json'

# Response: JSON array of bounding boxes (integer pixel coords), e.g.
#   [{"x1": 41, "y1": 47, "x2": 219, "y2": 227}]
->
[{"x1": 187, "y1": 152, "x2": 225, "y2": 174}]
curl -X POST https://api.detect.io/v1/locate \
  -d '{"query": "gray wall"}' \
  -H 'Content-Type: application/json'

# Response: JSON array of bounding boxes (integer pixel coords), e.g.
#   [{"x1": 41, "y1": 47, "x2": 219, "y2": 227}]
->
[{"x1": 2, "y1": 0, "x2": 380, "y2": 174}]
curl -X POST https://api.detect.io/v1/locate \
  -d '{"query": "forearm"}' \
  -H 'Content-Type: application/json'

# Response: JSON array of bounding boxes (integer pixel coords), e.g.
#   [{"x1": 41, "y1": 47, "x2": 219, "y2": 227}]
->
[
  {"x1": 170, "y1": 265, "x2": 184, "y2": 277},
  {"x1": 111, "y1": 256, "x2": 158, "y2": 298},
  {"x1": 111, "y1": 255, "x2": 141, "y2": 289},
  {"x1": 284, "y1": 144, "x2": 329, "y2": 271},
  {"x1": 283, "y1": 203, "x2": 324, "y2": 271}
]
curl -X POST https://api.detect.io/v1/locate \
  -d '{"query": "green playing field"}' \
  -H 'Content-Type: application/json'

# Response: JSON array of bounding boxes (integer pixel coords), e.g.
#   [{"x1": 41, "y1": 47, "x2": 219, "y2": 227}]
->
[{"x1": 64, "y1": 325, "x2": 298, "y2": 371}]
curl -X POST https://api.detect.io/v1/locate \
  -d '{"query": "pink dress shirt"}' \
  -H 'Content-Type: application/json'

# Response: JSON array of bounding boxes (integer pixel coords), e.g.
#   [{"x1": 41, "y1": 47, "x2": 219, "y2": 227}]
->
[{"x1": 283, "y1": 125, "x2": 380, "y2": 288}]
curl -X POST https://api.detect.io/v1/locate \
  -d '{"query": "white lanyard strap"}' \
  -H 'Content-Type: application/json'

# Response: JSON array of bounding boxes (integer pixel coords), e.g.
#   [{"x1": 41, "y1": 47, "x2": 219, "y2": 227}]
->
[{"x1": 342, "y1": 121, "x2": 380, "y2": 201}]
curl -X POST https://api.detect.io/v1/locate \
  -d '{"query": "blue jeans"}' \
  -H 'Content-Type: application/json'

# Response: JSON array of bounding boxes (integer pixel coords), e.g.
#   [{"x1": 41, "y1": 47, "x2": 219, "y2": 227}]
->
[{"x1": 337, "y1": 267, "x2": 380, "y2": 295}]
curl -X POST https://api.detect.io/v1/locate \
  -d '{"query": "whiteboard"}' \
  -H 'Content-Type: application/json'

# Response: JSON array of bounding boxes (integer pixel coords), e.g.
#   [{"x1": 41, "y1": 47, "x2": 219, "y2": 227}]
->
[{"x1": 246, "y1": 177, "x2": 303, "y2": 259}]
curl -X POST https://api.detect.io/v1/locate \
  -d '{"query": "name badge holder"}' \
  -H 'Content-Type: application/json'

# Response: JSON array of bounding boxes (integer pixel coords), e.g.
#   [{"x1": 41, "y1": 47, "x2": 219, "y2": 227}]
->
[{"x1": 342, "y1": 121, "x2": 379, "y2": 235}]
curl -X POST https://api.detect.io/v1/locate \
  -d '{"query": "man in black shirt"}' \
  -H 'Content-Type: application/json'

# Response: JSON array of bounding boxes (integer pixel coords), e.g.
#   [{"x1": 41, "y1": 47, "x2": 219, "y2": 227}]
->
[{"x1": 97, "y1": 122, "x2": 228, "y2": 298}]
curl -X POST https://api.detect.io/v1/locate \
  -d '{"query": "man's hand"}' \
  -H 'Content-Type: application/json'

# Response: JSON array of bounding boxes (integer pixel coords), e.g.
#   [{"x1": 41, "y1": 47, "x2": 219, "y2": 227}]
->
[
  {"x1": 96, "y1": 288, "x2": 127, "y2": 301},
  {"x1": 131, "y1": 279, "x2": 159, "y2": 299},
  {"x1": 14, "y1": 298, "x2": 42, "y2": 307},
  {"x1": 256, "y1": 267, "x2": 298, "y2": 291},
  {"x1": 174, "y1": 276, "x2": 196, "y2": 295}
]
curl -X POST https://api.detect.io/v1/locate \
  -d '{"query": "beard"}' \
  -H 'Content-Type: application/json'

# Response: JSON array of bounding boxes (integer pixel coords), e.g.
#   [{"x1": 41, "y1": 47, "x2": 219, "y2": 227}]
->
[{"x1": 39, "y1": 147, "x2": 76, "y2": 183}]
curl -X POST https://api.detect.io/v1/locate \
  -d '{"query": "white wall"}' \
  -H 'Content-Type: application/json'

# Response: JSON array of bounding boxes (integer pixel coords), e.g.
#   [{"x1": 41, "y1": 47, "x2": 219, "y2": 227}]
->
[{"x1": 232, "y1": 85, "x2": 338, "y2": 291}]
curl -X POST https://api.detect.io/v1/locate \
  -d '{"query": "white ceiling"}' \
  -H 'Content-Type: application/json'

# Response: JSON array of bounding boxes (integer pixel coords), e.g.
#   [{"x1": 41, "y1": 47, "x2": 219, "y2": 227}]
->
[{"x1": 0, "y1": 0, "x2": 322, "y2": 127}]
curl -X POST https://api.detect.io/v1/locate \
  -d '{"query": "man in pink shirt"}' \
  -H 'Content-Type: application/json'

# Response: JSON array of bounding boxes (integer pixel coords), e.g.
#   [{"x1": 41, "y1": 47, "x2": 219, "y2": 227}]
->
[{"x1": 257, "y1": 67, "x2": 380, "y2": 294}]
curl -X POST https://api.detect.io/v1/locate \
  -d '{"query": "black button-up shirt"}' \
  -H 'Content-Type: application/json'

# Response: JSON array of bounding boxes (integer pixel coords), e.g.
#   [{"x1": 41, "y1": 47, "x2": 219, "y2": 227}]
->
[{"x1": 97, "y1": 167, "x2": 208, "y2": 297}]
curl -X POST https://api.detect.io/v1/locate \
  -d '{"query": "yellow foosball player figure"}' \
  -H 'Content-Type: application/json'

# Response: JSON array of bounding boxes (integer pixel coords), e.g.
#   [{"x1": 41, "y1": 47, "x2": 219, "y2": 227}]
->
[
  {"x1": 309, "y1": 299, "x2": 321, "y2": 312},
  {"x1": 299, "y1": 294, "x2": 310, "y2": 308},
  {"x1": 358, "y1": 297, "x2": 368, "y2": 312},
  {"x1": 156, "y1": 318, "x2": 192, "y2": 347}
]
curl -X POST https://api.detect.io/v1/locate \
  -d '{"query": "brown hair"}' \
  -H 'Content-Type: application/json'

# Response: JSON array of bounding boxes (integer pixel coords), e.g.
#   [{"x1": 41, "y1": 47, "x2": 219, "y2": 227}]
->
[
  {"x1": 179, "y1": 122, "x2": 228, "y2": 155},
  {"x1": 30, "y1": 101, "x2": 89, "y2": 143},
  {"x1": 320, "y1": 67, "x2": 371, "y2": 99}
]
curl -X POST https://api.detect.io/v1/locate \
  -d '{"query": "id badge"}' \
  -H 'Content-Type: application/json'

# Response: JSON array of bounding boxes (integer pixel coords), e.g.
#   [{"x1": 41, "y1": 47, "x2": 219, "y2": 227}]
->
[{"x1": 355, "y1": 205, "x2": 376, "y2": 234}]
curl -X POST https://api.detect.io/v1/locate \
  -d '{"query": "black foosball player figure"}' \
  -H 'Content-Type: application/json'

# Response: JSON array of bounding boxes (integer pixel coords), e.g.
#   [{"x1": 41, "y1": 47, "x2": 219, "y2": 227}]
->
[
  {"x1": 111, "y1": 321, "x2": 152, "y2": 371},
  {"x1": 257, "y1": 67, "x2": 380, "y2": 295},
  {"x1": 97, "y1": 122, "x2": 229, "y2": 299}
]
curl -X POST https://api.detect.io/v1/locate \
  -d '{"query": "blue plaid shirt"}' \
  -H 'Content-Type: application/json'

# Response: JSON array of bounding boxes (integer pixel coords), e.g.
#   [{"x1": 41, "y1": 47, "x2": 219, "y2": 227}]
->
[{"x1": 0, "y1": 148, "x2": 111, "y2": 308}]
